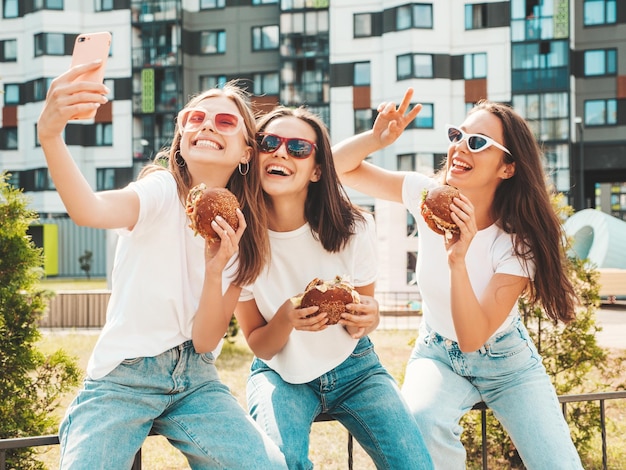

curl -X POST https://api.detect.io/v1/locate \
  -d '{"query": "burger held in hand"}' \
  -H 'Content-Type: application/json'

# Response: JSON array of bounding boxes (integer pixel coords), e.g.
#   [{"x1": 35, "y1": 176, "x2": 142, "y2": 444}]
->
[
  {"x1": 185, "y1": 183, "x2": 240, "y2": 243},
  {"x1": 291, "y1": 276, "x2": 360, "y2": 326},
  {"x1": 420, "y1": 185, "x2": 461, "y2": 241}
]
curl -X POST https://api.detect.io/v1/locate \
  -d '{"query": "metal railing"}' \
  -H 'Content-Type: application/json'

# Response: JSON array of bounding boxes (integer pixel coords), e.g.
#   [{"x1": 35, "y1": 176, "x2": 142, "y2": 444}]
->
[
  {"x1": 471, "y1": 391, "x2": 626, "y2": 470},
  {"x1": 1, "y1": 394, "x2": 623, "y2": 469}
]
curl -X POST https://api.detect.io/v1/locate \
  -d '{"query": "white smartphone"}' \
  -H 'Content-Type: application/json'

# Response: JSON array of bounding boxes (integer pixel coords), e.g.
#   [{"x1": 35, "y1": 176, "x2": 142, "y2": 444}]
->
[{"x1": 70, "y1": 31, "x2": 112, "y2": 119}]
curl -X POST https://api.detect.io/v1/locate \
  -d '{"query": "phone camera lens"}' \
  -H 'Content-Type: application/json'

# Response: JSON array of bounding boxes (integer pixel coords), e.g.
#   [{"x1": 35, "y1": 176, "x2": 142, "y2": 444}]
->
[{"x1": 78, "y1": 37, "x2": 85, "y2": 42}]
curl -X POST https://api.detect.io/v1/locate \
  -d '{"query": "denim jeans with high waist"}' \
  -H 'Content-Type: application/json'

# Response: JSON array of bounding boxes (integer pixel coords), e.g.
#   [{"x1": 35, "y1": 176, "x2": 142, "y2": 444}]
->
[
  {"x1": 59, "y1": 340, "x2": 287, "y2": 469},
  {"x1": 401, "y1": 317, "x2": 584, "y2": 470},
  {"x1": 246, "y1": 336, "x2": 433, "y2": 470}
]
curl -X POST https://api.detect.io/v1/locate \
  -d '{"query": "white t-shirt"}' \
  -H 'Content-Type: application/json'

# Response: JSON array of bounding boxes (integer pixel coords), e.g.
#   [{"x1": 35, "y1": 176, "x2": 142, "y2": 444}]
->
[
  {"x1": 402, "y1": 172, "x2": 535, "y2": 342},
  {"x1": 87, "y1": 170, "x2": 231, "y2": 380},
  {"x1": 239, "y1": 213, "x2": 378, "y2": 384}
]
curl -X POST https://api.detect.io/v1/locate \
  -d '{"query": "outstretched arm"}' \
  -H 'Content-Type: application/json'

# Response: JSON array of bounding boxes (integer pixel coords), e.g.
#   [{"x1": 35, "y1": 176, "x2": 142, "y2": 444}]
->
[
  {"x1": 37, "y1": 61, "x2": 139, "y2": 229},
  {"x1": 332, "y1": 88, "x2": 421, "y2": 202}
]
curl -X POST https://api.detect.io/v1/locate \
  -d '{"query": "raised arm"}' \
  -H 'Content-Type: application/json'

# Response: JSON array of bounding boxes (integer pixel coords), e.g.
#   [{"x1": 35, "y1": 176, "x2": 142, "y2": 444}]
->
[
  {"x1": 37, "y1": 62, "x2": 140, "y2": 229},
  {"x1": 332, "y1": 88, "x2": 422, "y2": 203}
]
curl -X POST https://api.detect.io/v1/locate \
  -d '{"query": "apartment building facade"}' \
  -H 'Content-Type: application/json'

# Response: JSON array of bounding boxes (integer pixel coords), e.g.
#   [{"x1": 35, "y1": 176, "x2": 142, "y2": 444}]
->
[{"x1": 1, "y1": 0, "x2": 624, "y2": 288}]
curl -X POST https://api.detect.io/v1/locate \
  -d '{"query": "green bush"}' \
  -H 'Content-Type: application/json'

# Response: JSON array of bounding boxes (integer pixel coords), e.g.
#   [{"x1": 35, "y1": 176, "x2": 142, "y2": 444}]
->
[{"x1": 0, "y1": 173, "x2": 81, "y2": 469}]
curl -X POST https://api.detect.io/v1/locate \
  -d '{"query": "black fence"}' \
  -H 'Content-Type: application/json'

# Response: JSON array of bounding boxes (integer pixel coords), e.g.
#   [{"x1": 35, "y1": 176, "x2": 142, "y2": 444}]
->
[{"x1": 1, "y1": 391, "x2": 624, "y2": 470}]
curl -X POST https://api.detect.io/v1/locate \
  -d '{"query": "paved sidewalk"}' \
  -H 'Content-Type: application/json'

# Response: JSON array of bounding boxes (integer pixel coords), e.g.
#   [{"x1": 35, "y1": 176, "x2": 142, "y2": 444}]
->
[{"x1": 379, "y1": 303, "x2": 626, "y2": 350}]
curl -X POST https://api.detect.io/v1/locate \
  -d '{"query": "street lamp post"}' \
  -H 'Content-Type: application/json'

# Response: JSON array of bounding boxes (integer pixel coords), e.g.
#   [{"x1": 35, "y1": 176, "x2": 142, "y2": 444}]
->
[{"x1": 575, "y1": 117, "x2": 585, "y2": 209}]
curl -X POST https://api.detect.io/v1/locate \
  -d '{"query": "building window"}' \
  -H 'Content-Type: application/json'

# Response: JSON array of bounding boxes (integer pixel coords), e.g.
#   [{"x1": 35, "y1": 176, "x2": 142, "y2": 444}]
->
[
  {"x1": 33, "y1": 168, "x2": 54, "y2": 190},
  {"x1": 397, "y1": 153, "x2": 415, "y2": 171},
  {"x1": 583, "y1": 0, "x2": 616, "y2": 26},
  {"x1": 543, "y1": 144, "x2": 570, "y2": 194},
  {"x1": 396, "y1": 4, "x2": 433, "y2": 30},
  {"x1": 200, "y1": 74, "x2": 228, "y2": 90},
  {"x1": 399, "y1": 152, "x2": 435, "y2": 173},
  {"x1": 406, "y1": 212, "x2": 418, "y2": 237},
  {"x1": 34, "y1": 33, "x2": 65, "y2": 57},
  {"x1": 200, "y1": 31, "x2": 226, "y2": 55},
  {"x1": 410, "y1": 103, "x2": 433, "y2": 129},
  {"x1": 34, "y1": 0, "x2": 63, "y2": 9},
  {"x1": 584, "y1": 49, "x2": 617, "y2": 76},
  {"x1": 354, "y1": 13, "x2": 372, "y2": 38},
  {"x1": 397, "y1": 54, "x2": 433, "y2": 80},
  {"x1": 1, "y1": 39, "x2": 17, "y2": 61},
  {"x1": 3, "y1": 83, "x2": 19, "y2": 104},
  {"x1": 412, "y1": 4, "x2": 433, "y2": 28},
  {"x1": 464, "y1": 53, "x2": 487, "y2": 79},
  {"x1": 95, "y1": 123, "x2": 113, "y2": 146},
  {"x1": 512, "y1": 93, "x2": 569, "y2": 140},
  {"x1": 354, "y1": 109, "x2": 372, "y2": 134},
  {"x1": 252, "y1": 25, "x2": 279, "y2": 51},
  {"x1": 584, "y1": 99, "x2": 617, "y2": 126},
  {"x1": 407, "y1": 251, "x2": 417, "y2": 285},
  {"x1": 465, "y1": 3, "x2": 487, "y2": 30},
  {"x1": 97, "y1": 168, "x2": 116, "y2": 191},
  {"x1": 3, "y1": 0, "x2": 19, "y2": 18},
  {"x1": 95, "y1": 0, "x2": 114, "y2": 11},
  {"x1": 200, "y1": 0, "x2": 225, "y2": 9},
  {"x1": 0, "y1": 127, "x2": 18, "y2": 150},
  {"x1": 354, "y1": 62, "x2": 370, "y2": 86},
  {"x1": 252, "y1": 0, "x2": 278, "y2": 4},
  {"x1": 33, "y1": 78, "x2": 53, "y2": 101},
  {"x1": 253, "y1": 72, "x2": 279, "y2": 95}
]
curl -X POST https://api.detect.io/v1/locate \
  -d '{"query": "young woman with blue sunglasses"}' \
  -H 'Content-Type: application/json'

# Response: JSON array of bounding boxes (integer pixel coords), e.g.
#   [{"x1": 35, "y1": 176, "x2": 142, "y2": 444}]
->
[
  {"x1": 333, "y1": 88, "x2": 583, "y2": 469},
  {"x1": 227, "y1": 106, "x2": 433, "y2": 469}
]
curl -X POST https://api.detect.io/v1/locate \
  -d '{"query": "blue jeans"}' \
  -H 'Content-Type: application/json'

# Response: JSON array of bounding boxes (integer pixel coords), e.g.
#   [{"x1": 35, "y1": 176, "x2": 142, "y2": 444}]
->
[
  {"x1": 59, "y1": 340, "x2": 287, "y2": 469},
  {"x1": 246, "y1": 336, "x2": 433, "y2": 470},
  {"x1": 402, "y1": 318, "x2": 584, "y2": 470}
]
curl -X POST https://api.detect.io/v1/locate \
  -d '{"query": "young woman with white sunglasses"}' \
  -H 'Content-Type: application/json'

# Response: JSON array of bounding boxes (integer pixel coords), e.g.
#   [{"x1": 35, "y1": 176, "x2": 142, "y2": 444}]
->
[
  {"x1": 37, "y1": 61, "x2": 286, "y2": 469},
  {"x1": 226, "y1": 106, "x2": 433, "y2": 469},
  {"x1": 333, "y1": 88, "x2": 583, "y2": 469}
]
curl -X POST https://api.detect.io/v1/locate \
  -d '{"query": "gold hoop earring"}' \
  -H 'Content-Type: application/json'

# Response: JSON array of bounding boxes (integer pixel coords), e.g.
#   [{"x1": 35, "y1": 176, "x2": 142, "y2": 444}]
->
[
  {"x1": 238, "y1": 161, "x2": 250, "y2": 176},
  {"x1": 175, "y1": 151, "x2": 186, "y2": 168}
]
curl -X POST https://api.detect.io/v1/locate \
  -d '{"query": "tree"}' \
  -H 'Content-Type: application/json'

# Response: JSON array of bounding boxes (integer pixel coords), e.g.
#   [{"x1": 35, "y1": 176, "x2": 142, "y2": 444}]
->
[
  {"x1": 78, "y1": 250, "x2": 92, "y2": 280},
  {"x1": 462, "y1": 194, "x2": 625, "y2": 468},
  {"x1": 0, "y1": 173, "x2": 81, "y2": 469}
]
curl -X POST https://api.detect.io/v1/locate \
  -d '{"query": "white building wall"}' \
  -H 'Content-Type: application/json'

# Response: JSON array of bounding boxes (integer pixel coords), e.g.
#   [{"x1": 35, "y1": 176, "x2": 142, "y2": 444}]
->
[{"x1": 330, "y1": 0, "x2": 511, "y2": 294}]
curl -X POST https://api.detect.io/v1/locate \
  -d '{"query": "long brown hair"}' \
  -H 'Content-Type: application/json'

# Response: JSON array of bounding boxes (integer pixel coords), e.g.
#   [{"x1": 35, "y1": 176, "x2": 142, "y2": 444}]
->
[
  {"x1": 138, "y1": 82, "x2": 269, "y2": 285},
  {"x1": 256, "y1": 107, "x2": 365, "y2": 253},
  {"x1": 457, "y1": 100, "x2": 577, "y2": 323}
]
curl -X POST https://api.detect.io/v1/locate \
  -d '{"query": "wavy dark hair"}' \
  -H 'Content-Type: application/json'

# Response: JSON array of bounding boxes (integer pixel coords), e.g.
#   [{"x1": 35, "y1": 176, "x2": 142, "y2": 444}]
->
[
  {"x1": 138, "y1": 82, "x2": 269, "y2": 286},
  {"x1": 443, "y1": 100, "x2": 577, "y2": 323},
  {"x1": 256, "y1": 106, "x2": 365, "y2": 253}
]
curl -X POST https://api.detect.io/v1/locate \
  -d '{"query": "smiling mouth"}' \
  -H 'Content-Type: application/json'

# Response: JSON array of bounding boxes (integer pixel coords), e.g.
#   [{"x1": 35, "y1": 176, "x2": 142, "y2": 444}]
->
[
  {"x1": 194, "y1": 139, "x2": 222, "y2": 150},
  {"x1": 452, "y1": 159, "x2": 472, "y2": 171},
  {"x1": 266, "y1": 165, "x2": 292, "y2": 176}
]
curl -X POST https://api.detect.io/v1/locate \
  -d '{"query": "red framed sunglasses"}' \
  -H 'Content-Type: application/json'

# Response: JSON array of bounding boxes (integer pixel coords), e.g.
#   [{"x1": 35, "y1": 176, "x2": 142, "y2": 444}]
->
[{"x1": 256, "y1": 133, "x2": 317, "y2": 159}]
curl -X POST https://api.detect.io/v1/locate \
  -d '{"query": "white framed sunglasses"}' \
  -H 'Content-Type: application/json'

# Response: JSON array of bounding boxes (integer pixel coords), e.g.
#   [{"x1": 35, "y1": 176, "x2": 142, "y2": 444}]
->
[
  {"x1": 177, "y1": 108, "x2": 243, "y2": 135},
  {"x1": 446, "y1": 124, "x2": 512, "y2": 156}
]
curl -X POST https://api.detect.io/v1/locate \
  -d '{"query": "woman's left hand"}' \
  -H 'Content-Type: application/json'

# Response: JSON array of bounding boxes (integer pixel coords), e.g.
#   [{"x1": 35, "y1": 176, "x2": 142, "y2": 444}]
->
[{"x1": 339, "y1": 295, "x2": 379, "y2": 339}]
